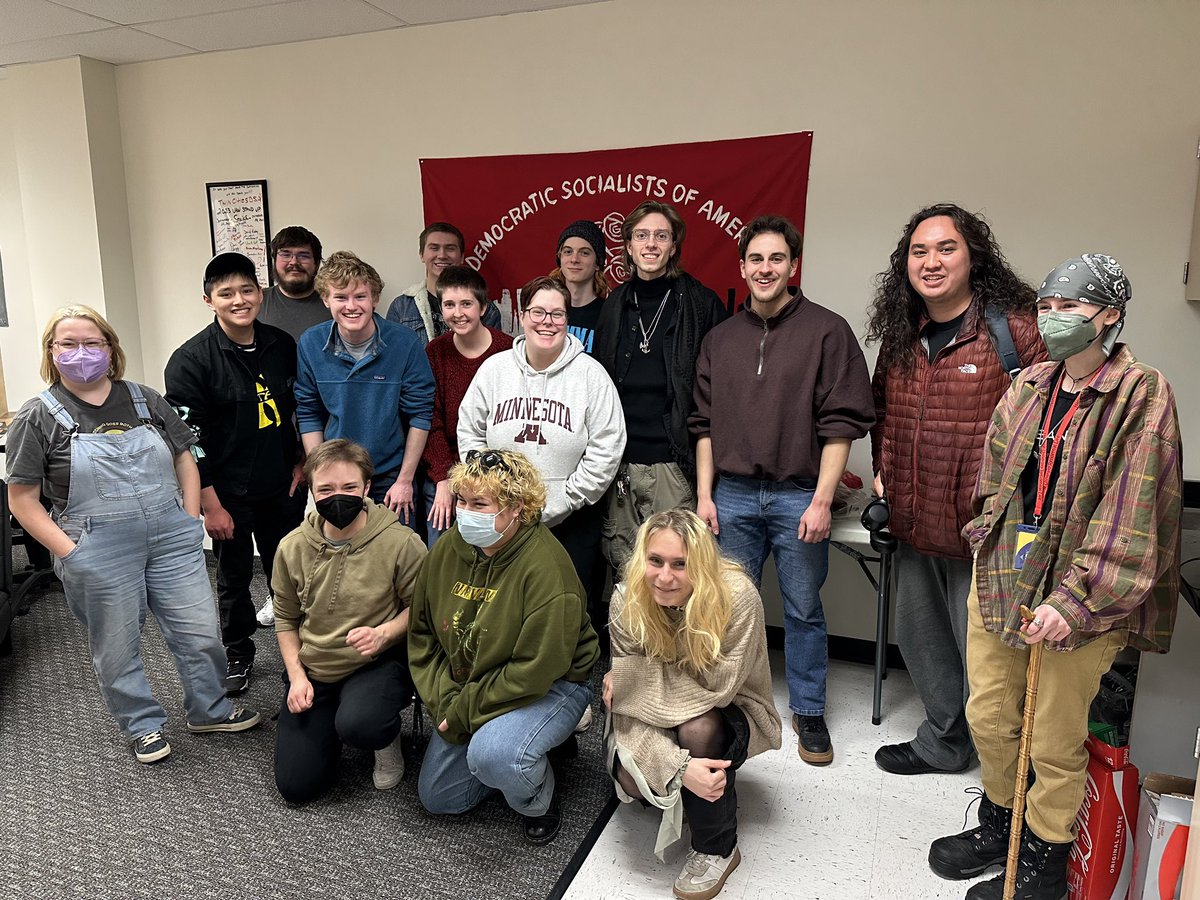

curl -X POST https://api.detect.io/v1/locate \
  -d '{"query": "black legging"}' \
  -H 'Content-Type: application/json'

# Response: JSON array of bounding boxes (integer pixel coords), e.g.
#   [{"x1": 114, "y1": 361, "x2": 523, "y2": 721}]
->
[
  {"x1": 616, "y1": 705, "x2": 749, "y2": 857},
  {"x1": 274, "y1": 656, "x2": 413, "y2": 804}
]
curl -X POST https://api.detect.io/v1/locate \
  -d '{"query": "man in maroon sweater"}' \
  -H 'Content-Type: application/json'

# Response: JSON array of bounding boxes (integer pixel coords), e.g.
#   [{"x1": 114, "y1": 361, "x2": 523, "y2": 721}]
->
[{"x1": 691, "y1": 215, "x2": 874, "y2": 766}]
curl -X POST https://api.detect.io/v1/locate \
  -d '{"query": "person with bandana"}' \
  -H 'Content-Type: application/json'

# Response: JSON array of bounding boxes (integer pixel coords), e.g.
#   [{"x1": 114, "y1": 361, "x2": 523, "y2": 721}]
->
[
  {"x1": 408, "y1": 448, "x2": 599, "y2": 845},
  {"x1": 270, "y1": 438, "x2": 426, "y2": 803},
  {"x1": 5, "y1": 305, "x2": 262, "y2": 765},
  {"x1": 929, "y1": 254, "x2": 1182, "y2": 899}
]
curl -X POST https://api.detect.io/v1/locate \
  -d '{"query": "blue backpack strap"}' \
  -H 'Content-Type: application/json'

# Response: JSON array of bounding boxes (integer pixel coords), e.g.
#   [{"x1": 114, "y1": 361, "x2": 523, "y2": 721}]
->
[
  {"x1": 122, "y1": 381, "x2": 154, "y2": 424},
  {"x1": 984, "y1": 304, "x2": 1023, "y2": 380},
  {"x1": 37, "y1": 389, "x2": 79, "y2": 432}
]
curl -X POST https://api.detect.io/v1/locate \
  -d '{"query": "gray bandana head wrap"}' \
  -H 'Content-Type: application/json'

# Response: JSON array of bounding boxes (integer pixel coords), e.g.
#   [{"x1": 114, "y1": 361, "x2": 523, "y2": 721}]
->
[
  {"x1": 1037, "y1": 253, "x2": 1131, "y2": 355},
  {"x1": 1037, "y1": 253, "x2": 1131, "y2": 312}
]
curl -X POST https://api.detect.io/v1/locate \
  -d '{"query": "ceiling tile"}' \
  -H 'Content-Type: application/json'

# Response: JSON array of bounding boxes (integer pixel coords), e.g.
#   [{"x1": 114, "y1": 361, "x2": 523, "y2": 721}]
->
[
  {"x1": 0, "y1": 0, "x2": 116, "y2": 43},
  {"x1": 49, "y1": 1, "x2": 285, "y2": 26},
  {"x1": 363, "y1": 0, "x2": 606, "y2": 26},
  {"x1": 136, "y1": 0, "x2": 404, "y2": 51},
  {"x1": 0, "y1": 25, "x2": 194, "y2": 66}
]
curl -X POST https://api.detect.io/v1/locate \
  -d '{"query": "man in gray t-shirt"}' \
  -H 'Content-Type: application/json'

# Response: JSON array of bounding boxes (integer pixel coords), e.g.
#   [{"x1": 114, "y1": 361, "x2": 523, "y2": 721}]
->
[{"x1": 259, "y1": 225, "x2": 331, "y2": 342}]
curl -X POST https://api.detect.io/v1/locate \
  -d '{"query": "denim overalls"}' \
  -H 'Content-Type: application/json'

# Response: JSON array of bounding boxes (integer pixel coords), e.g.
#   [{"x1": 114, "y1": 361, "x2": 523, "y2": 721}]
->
[{"x1": 43, "y1": 382, "x2": 232, "y2": 739}]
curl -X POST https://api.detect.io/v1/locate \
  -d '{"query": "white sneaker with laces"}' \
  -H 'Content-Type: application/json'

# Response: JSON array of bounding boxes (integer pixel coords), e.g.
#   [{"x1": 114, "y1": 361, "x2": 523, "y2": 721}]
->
[
  {"x1": 673, "y1": 847, "x2": 741, "y2": 900},
  {"x1": 373, "y1": 735, "x2": 405, "y2": 790},
  {"x1": 255, "y1": 595, "x2": 275, "y2": 627}
]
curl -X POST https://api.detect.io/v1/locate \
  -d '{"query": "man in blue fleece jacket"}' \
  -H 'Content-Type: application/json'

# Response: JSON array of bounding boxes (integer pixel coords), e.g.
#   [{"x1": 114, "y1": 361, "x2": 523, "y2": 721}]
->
[{"x1": 295, "y1": 250, "x2": 435, "y2": 525}]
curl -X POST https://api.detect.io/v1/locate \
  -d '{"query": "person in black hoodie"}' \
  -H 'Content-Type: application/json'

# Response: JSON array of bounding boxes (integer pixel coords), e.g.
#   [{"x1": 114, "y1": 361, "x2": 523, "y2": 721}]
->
[
  {"x1": 594, "y1": 200, "x2": 726, "y2": 583},
  {"x1": 165, "y1": 252, "x2": 306, "y2": 696}
]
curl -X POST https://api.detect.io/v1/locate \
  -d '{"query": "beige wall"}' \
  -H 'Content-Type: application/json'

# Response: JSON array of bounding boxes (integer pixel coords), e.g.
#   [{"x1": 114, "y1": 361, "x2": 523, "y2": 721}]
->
[
  {"x1": 105, "y1": 0, "x2": 1200, "y2": 469},
  {"x1": 2, "y1": 0, "x2": 1199, "y2": 638}
]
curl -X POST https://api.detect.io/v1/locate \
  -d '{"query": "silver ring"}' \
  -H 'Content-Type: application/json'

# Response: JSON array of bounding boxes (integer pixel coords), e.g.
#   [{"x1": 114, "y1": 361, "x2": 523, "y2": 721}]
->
[{"x1": 1032, "y1": 618, "x2": 1043, "y2": 627}]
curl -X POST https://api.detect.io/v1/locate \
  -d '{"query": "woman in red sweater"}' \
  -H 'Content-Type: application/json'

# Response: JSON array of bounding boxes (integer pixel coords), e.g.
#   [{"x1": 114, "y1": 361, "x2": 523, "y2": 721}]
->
[{"x1": 421, "y1": 266, "x2": 512, "y2": 547}]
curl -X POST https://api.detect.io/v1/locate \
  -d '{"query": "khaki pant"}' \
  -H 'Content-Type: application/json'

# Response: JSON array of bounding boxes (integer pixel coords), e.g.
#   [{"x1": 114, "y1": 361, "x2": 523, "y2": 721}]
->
[
  {"x1": 601, "y1": 462, "x2": 695, "y2": 580},
  {"x1": 965, "y1": 572, "x2": 1125, "y2": 843}
]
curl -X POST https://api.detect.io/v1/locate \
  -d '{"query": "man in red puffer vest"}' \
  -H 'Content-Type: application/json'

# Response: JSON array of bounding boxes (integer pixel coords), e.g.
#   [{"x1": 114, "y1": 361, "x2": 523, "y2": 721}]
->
[{"x1": 867, "y1": 203, "x2": 1046, "y2": 777}]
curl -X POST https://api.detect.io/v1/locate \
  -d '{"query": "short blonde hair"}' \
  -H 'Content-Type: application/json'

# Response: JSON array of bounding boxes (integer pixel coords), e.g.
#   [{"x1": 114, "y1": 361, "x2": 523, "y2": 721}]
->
[
  {"x1": 39, "y1": 305, "x2": 126, "y2": 386},
  {"x1": 315, "y1": 250, "x2": 384, "y2": 300},
  {"x1": 303, "y1": 438, "x2": 374, "y2": 486},
  {"x1": 618, "y1": 508, "x2": 739, "y2": 675},
  {"x1": 448, "y1": 448, "x2": 547, "y2": 526}
]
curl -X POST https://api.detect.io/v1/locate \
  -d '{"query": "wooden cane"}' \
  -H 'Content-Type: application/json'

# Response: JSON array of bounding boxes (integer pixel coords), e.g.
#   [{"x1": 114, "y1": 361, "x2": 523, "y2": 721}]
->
[{"x1": 1004, "y1": 605, "x2": 1045, "y2": 900}]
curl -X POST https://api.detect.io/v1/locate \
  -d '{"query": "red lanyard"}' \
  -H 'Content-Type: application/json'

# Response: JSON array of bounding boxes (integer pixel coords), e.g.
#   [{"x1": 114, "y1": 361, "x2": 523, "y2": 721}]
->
[{"x1": 1033, "y1": 367, "x2": 1099, "y2": 524}]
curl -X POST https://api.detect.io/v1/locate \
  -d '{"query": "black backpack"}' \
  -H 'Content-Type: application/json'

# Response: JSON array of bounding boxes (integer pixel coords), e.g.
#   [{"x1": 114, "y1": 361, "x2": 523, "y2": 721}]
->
[{"x1": 983, "y1": 304, "x2": 1023, "y2": 379}]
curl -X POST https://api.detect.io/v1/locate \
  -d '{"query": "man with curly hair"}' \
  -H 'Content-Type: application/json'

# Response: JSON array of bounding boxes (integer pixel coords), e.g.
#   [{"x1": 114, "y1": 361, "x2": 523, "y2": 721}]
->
[{"x1": 866, "y1": 204, "x2": 1045, "y2": 777}]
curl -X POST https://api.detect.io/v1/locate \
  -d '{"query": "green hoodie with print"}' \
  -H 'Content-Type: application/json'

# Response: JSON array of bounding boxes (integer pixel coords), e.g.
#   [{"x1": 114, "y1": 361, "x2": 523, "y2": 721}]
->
[
  {"x1": 272, "y1": 499, "x2": 426, "y2": 682},
  {"x1": 408, "y1": 521, "x2": 598, "y2": 744}
]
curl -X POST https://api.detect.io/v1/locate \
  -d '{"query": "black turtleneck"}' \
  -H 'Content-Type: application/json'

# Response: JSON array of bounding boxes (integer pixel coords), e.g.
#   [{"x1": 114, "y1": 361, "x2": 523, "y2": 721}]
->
[{"x1": 620, "y1": 273, "x2": 676, "y2": 463}]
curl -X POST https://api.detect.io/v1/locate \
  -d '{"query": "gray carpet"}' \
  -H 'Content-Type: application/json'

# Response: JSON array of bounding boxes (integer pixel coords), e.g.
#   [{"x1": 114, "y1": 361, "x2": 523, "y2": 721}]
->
[{"x1": 0, "y1": 551, "x2": 616, "y2": 900}]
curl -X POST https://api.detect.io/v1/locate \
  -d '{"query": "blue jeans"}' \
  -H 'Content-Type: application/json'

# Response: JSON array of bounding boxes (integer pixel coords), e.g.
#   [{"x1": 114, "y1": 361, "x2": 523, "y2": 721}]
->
[
  {"x1": 417, "y1": 679, "x2": 591, "y2": 817},
  {"x1": 55, "y1": 500, "x2": 233, "y2": 739},
  {"x1": 715, "y1": 476, "x2": 829, "y2": 716}
]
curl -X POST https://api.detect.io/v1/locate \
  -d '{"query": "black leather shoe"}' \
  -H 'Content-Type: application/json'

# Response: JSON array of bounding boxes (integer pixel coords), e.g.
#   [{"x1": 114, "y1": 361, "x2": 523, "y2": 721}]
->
[
  {"x1": 792, "y1": 714, "x2": 833, "y2": 765},
  {"x1": 523, "y1": 794, "x2": 561, "y2": 845},
  {"x1": 875, "y1": 742, "x2": 967, "y2": 775}
]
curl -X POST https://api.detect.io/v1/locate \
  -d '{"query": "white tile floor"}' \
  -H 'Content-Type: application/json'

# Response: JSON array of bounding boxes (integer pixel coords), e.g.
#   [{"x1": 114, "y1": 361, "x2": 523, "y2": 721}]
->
[{"x1": 564, "y1": 654, "x2": 991, "y2": 900}]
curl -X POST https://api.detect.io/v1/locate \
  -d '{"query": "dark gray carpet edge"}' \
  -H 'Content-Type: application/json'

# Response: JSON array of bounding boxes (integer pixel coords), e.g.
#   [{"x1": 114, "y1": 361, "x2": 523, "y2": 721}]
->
[{"x1": 0, "y1": 550, "x2": 616, "y2": 900}]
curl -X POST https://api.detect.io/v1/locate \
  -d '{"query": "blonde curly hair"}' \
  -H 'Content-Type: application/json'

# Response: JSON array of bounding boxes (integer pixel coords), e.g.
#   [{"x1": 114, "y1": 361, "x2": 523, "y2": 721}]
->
[
  {"x1": 448, "y1": 448, "x2": 547, "y2": 525},
  {"x1": 315, "y1": 250, "x2": 384, "y2": 300}
]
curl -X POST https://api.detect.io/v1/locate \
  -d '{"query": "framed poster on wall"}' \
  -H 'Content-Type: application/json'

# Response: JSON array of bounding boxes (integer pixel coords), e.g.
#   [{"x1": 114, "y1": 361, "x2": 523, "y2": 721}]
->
[{"x1": 206, "y1": 179, "x2": 272, "y2": 286}]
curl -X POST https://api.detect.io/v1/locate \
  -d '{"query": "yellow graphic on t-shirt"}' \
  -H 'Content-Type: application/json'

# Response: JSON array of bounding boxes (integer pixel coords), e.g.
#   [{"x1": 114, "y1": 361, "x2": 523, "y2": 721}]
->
[{"x1": 256, "y1": 378, "x2": 280, "y2": 429}]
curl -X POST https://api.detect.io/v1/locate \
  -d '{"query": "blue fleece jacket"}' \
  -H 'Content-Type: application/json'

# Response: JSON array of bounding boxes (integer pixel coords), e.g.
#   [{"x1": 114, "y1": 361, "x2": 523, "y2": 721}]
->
[{"x1": 295, "y1": 314, "x2": 435, "y2": 475}]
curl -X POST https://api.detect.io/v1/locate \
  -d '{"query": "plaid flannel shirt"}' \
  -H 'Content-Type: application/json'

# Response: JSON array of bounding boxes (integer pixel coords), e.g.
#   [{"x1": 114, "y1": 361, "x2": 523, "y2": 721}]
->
[{"x1": 964, "y1": 345, "x2": 1181, "y2": 652}]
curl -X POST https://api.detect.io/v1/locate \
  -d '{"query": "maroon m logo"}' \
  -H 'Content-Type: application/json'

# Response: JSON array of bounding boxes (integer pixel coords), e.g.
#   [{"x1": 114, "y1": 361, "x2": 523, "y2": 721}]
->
[{"x1": 513, "y1": 423, "x2": 548, "y2": 445}]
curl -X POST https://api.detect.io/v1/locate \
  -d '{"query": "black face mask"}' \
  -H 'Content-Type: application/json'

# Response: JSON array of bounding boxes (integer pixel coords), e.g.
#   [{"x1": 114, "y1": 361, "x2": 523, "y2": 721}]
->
[{"x1": 315, "y1": 494, "x2": 365, "y2": 530}]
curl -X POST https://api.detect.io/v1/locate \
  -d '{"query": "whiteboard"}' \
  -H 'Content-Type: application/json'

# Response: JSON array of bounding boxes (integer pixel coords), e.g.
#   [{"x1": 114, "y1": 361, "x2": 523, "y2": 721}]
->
[{"x1": 206, "y1": 180, "x2": 272, "y2": 286}]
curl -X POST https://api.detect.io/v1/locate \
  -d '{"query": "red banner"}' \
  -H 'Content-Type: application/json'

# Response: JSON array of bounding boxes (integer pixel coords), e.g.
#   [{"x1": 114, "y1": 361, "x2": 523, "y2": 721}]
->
[{"x1": 420, "y1": 132, "x2": 812, "y2": 326}]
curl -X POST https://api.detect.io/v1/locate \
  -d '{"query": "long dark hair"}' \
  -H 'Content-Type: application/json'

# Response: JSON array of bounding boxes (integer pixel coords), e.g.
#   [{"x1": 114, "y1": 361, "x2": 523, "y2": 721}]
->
[{"x1": 865, "y1": 203, "x2": 1035, "y2": 373}]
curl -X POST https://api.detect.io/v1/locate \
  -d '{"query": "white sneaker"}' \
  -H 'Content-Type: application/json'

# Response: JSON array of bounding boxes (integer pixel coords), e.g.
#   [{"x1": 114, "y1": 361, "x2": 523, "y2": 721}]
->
[
  {"x1": 373, "y1": 735, "x2": 405, "y2": 790},
  {"x1": 673, "y1": 847, "x2": 741, "y2": 900},
  {"x1": 574, "y1": 704, "x2": 593, "y2": 733},
  {"x1": 255, "y1": 596, "x2": 275, "y2": 627}
]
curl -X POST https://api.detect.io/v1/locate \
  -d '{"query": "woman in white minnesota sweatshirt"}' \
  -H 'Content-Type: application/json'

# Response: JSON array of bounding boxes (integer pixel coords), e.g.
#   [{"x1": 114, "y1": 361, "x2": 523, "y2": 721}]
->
[{"x1": 458, "y1": 276, "x2": 626, "y2": 629}]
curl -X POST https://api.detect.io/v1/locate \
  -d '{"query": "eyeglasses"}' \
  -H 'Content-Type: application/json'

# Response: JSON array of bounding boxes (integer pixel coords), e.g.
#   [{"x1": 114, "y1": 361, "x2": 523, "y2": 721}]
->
[
  {"x1": 465, "y1": 449, "x2": 512, "y2": 473},
  {"x1": 276, "y1": 250, "x2": 315, "y2": 263},
  {"x1": 524, "y1": 307, "x2": 567, "y2": 324},
  {"x1": 630, "y1": 229, "x2": 672, "y2": 244},
  {"x1": 52, "y1": 340, "x2": 109, "y2": 351}
]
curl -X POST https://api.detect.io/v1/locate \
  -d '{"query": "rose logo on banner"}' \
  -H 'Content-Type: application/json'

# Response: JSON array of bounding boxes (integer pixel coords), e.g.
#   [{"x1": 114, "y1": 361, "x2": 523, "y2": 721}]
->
[
  {"x1": 419, "y1": 133, "x2": 813, "y2": 331},
  {"x1": 601, "y1": 211, "x2": 630, "y2": 286}
]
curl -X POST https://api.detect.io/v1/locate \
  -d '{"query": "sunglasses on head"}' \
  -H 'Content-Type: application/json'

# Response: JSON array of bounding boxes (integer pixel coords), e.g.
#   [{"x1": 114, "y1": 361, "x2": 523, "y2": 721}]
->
[{"x1": 465, "y1": 449, "x2": 512, "y2": 474}]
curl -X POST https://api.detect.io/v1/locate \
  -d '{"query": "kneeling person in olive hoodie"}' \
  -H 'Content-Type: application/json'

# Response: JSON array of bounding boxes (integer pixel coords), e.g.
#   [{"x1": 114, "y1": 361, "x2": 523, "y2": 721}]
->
[
  {"x1": 272, "y1": 439, "x2": 426, "y2": 804},
  {"x1": 409, "y1": 448, "x2": 599, "y2": 845}
]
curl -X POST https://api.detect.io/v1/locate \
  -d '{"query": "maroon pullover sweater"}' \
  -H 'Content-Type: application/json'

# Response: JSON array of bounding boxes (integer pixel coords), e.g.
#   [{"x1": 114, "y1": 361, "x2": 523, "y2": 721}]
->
[{"x1": 690, "y1": 292, "x2": 874, "y2": 483}]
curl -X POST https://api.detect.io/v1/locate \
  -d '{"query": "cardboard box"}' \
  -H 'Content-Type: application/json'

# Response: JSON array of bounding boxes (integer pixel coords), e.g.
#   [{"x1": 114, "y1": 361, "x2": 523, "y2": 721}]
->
[
  {"x1": 1130, "y1": 773, "x2": 1195, "y2": 900},
  {"x1": 1068, "y1": 737, "x2": 1139, "y2": 900}
]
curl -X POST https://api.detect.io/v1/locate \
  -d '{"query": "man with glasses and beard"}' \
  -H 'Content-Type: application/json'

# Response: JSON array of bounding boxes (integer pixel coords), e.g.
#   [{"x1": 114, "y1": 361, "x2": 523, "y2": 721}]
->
[{"x1": 259, "y1": 225, "x2": 331, "y2": 341}]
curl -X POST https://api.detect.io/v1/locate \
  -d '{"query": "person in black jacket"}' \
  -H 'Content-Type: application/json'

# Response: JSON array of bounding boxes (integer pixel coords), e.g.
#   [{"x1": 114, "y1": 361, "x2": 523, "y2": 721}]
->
[
  {"x1": 165, "y1": 252, "x2": 306, "y2": 695},
  {"x1": 593, "y1": 200, "x2": 726, "y2": 586}
]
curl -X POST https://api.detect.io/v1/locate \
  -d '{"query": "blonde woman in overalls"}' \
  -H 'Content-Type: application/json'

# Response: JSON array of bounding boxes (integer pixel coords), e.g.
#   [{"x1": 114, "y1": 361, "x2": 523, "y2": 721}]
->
[{"x1": 6, "y1": 306, "x2": 261, "y2": 764}]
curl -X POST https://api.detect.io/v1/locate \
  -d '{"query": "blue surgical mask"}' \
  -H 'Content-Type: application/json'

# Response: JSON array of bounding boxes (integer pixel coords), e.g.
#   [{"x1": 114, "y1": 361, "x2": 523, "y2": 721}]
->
[{"x1": 457, "y1": 508, "x2": 512, "y2": 548}]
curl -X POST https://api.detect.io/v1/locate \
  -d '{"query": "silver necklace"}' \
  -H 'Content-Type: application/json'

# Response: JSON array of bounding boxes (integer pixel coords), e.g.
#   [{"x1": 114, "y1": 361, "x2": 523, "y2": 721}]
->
[{"x1": 636, "y1": 290, "x2": 671, "y2": 354}]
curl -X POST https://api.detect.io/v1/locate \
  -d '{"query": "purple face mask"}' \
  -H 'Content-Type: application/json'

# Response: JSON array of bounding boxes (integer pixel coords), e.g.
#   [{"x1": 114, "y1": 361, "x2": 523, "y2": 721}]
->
[{"x1": 53, "y1": 345, "x2": 111, "y2": 384}]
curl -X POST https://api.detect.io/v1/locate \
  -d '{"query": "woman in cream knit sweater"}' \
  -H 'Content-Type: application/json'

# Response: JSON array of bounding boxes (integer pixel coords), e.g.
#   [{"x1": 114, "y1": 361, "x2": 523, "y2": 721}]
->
[{"x1": 604, "y1": 508, "x2": 781, "y2": 900}]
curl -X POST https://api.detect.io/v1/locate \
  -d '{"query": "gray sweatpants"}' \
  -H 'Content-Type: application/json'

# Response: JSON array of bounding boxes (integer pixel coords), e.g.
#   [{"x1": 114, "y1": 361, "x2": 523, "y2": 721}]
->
[{"x1": 894, "y1": 541, "x2": 975, "y2": 770}]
